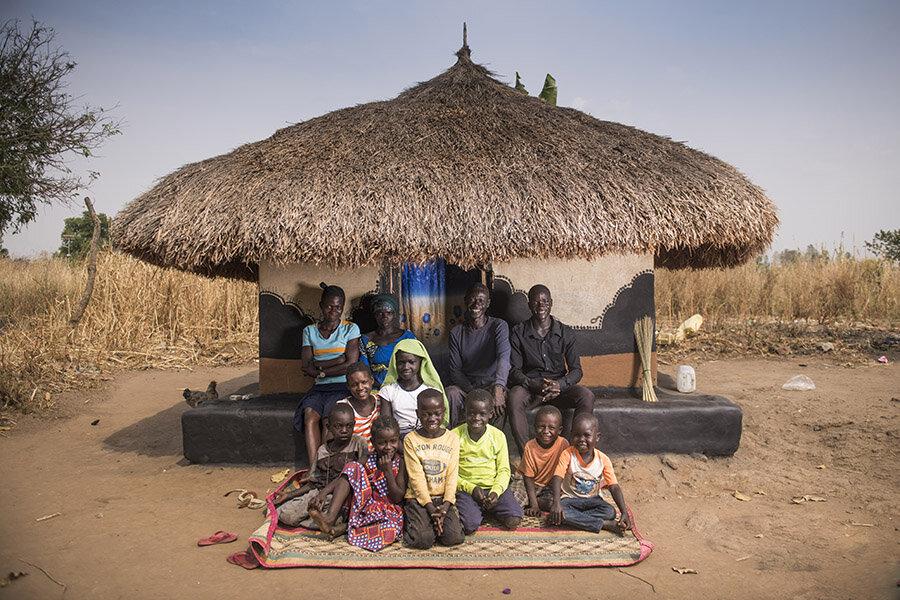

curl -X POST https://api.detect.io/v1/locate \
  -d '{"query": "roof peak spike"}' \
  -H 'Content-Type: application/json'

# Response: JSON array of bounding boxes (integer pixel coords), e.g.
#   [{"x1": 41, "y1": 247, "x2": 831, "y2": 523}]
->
[{"x1": 456, "y1": 22, "x2": 471, "y2": 61}]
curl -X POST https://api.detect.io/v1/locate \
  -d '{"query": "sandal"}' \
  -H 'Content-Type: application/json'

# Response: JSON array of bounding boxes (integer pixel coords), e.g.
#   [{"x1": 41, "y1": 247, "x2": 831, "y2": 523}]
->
[
  {"x1": 197, "y1": 530, "x2": 238, "y2": 546},
  {"x1": 226, "y1": 551, "x2": 259, "y2": 569}
]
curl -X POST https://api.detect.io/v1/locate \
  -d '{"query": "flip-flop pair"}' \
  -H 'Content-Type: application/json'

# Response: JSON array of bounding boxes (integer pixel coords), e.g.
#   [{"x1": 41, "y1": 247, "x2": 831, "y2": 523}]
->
[
  {"x1": 226, "y1": 551, "x2": 259, "y2": 569},
  {"x1": 197, "y1": 530, "x2": 238, "y2": 546}
]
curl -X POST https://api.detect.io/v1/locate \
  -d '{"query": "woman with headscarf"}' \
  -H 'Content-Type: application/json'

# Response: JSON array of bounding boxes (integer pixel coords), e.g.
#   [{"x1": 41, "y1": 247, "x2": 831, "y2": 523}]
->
[{"x1": 359, "y1": 294, "x2": 416, "y2": 390}]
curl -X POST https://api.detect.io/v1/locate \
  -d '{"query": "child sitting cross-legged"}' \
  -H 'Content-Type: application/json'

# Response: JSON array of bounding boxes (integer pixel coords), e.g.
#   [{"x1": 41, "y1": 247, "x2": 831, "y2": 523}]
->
[
  {"x1": 453, "y1": 389, "x2": 523, "y2": 533},
  {"x1": 549, "y1": 413, "x2": 630, "y2": 535},
  {"x1": 275, "y1": 403, "x2": 368, "y2": 531},
  {"x1": 518, "y1": 405, "x2": 570, "y2": 516},
  {"x1": 402, "y1": 388, "x2": 465, "y2": 549},
  {"x1": 308, "y1": 415, "x2": 407, "y2": 550},
  {"x1": 226, "y1": 403, "x2": 367, "y2": 569}
]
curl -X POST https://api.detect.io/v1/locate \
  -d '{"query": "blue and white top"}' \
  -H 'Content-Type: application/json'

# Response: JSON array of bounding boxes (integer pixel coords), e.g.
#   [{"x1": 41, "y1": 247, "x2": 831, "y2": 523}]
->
[{"x1": 301, "y1": 320, "x2": 361, "y2": 385}]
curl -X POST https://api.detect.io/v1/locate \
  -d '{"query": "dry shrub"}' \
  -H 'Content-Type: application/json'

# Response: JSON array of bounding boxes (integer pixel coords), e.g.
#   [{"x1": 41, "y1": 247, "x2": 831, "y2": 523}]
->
[
  {"x1": 655, "y1": 255, "x2": 900, "y2": 361},
  {"x1": 0, "y1": 252, "x2": 258, "y2": 411},
  {"x1": 655, "y1": 256, "x2": 900, "y2": 327}
]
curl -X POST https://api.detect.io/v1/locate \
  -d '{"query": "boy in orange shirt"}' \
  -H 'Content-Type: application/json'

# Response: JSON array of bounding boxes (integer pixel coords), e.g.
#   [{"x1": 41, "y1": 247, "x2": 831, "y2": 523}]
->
[
  {"x1": 517, "y1": 405, "x2": 569, "y2": 516},
  {"x1": 549, "y1": 413, "x2": 630, "y2": 535}
]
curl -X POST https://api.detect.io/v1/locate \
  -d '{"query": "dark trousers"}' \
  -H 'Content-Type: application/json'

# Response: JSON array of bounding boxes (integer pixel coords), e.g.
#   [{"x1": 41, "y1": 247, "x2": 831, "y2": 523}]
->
[
  {"x1": 402, "y1": 498, "x2": 465, "y2": 549},
  {"x1": 508, "y1": 383, "x2": 594, "y2": 454},
  {"x1": 456, "y1": 487, "x2": 523, "y2": 533}
]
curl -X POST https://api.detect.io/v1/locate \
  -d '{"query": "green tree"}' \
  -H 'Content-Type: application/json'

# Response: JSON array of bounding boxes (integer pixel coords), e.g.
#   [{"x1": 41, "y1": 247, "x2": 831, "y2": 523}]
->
[
  {"x1": 57, "y1": 209, "x2": 109, "y2": 259},
  {"x1": 865, "y1": 229, "x2": 900, "y2": 263},
  {"x1": 0, "y1": 20, "x2": 119, "y2": 234}
]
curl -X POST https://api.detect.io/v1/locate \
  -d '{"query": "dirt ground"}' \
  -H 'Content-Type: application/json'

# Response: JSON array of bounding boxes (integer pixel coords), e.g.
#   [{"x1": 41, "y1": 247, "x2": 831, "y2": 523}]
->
[{"x1": 1, "y1": 357, "x2": 898, "y2": 600}]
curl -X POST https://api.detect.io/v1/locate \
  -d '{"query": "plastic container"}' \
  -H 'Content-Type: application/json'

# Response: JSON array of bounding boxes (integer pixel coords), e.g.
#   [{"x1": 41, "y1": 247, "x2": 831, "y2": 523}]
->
[{"x1": 676, "y1": 365, "x2": 696, "y2": 393}]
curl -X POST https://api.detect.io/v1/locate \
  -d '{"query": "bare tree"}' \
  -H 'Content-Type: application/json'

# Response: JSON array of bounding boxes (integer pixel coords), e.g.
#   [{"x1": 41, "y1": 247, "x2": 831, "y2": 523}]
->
[{"x1": 0, "y1": 19, "x2": 120, "y2": 233}]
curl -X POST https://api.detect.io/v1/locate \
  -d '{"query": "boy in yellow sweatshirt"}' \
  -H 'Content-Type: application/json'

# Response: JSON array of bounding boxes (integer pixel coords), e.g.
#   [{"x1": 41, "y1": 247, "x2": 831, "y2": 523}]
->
[{"x1": 403, "y1": 388, "x2": 465, "y2": 548}]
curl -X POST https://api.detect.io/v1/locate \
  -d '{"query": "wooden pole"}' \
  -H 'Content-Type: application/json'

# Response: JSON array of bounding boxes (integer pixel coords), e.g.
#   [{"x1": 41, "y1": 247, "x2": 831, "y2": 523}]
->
[{"x1": 70, "y1": 197, "x2": 100, "y2": 326}]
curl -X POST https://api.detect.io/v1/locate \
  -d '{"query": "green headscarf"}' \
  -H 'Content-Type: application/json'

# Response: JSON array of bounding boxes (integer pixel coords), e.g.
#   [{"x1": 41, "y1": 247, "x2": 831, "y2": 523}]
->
[{"x1": 381, "y1": 338, "x2": 449, "y2": 427}]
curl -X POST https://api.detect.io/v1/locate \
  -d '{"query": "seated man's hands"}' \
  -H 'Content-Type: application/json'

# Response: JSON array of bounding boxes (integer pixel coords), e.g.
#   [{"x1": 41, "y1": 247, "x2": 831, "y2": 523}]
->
[
  {"x1": 471, "y1": 486, "x2": 487, "y2": 506},
  {"x1": 483, "y1": 491, "x2": 499, "y2": 510},
  {"x1": 540, "y1": 378, "x2": 561, "y2": 402}
]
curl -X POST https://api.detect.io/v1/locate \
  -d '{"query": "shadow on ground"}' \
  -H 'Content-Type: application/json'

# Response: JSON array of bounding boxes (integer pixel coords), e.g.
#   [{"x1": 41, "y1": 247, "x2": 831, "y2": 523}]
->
[{"x1": 102, "y1": 371, "x2": 259, "y2": 458}]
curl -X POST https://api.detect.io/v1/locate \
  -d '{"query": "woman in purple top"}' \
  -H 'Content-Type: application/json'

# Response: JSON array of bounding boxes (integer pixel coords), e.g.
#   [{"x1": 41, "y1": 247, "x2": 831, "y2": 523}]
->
[{"x1": 445, "y1": 283, "x2": 511, "y2": 427}]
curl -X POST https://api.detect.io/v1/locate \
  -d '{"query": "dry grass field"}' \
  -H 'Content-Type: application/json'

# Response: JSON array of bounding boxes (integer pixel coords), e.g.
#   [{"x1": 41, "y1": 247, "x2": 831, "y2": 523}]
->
[
  {"x1": 1, "y1": 251, "x2": 898, "y2": 413},
  {"x1": 0, "y1": 252, "x2": 257, "y2": 412}
]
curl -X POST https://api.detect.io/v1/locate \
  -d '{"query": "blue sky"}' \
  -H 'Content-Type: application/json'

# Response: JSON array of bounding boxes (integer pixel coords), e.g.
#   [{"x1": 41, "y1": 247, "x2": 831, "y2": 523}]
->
[{"x1": 3, "y1": 0, "x2": 899, "y2": 257}]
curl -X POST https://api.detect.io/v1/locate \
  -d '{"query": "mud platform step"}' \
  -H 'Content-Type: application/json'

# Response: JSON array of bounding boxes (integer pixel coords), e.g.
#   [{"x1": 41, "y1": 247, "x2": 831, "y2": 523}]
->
[{"x1": 182, "y1": 388, "x2": 741, "y2": 465}]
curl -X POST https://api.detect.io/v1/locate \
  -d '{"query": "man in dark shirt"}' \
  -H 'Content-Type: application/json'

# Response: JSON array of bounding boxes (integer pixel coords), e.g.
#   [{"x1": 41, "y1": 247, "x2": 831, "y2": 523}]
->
[
  {"x1": 446, "y1": 282, "x2": 511, "y2": 426},
  {"x1": 508, "y1": 285, "x2": 595, "y2": 454}
]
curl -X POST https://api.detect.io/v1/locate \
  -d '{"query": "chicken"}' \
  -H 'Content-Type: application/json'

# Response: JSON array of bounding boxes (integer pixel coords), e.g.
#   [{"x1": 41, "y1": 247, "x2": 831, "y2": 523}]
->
[{"x1": 183, "y1": 380, "x2": 217, "y2": 408}]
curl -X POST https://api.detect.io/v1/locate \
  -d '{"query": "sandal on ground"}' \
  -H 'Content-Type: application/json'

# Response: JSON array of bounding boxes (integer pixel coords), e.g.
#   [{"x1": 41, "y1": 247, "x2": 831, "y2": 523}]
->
[
  {"x1": 197, "y1": 530, "x2": 238, "y2": 546},
  {"x1": 226, "y1": 551, "x2": 259, "y2": 569}
]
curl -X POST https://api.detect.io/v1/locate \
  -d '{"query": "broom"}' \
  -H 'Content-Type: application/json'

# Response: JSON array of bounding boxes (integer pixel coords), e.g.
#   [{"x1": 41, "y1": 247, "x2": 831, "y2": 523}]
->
[{"x1": 634, "y1": 316, "x2": 658, "y2": 402}]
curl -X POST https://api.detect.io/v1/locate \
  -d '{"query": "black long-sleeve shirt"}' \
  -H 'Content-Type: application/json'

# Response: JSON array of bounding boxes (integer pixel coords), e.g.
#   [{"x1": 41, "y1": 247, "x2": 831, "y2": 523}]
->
[{"x1": 508, "y1": 317, "x2": 583, "y2": 392}]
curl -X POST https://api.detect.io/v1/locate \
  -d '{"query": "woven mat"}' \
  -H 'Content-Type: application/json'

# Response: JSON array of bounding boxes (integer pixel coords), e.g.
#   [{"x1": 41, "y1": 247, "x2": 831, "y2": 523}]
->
[{"x1": 248, "y1": 473, "x2": 653, "y2": 569}]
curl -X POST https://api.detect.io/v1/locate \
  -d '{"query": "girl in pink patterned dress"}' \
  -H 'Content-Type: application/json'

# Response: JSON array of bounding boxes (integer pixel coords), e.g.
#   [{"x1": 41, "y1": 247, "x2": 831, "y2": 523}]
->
[{"x1": 309, "y1": 415, "x2": 406, "y2": 551}]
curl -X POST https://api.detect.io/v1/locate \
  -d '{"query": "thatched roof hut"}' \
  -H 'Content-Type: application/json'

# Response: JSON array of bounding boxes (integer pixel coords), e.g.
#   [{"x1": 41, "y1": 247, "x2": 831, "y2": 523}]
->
[{"x1": 112, "y1": 44, "x2": 777, "y2": 282}]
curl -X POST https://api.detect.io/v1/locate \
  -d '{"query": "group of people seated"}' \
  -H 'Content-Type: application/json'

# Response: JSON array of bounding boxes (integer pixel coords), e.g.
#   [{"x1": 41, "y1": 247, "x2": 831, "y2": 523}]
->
[
  {"x1": 226, "y1": 281, "x2": 632, "y2": 566},
  {"x1": 294, "y1": 281, "x2": 596, "y2": 470}
]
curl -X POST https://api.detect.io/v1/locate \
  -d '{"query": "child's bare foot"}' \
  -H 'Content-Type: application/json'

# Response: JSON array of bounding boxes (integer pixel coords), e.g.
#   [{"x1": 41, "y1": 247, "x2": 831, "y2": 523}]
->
[
  {"x1": 500, "y1": 516, "x2": 522, "y2": 530},
  {"x1": 307, "y1": 508, "x2": 336, "y2": 539},
  {"x1": 602, "y1": 519, "x2": 627, "y2": 536},
  {"x1": 331, "y1": 522, "x2": 347, "y2": 538}
]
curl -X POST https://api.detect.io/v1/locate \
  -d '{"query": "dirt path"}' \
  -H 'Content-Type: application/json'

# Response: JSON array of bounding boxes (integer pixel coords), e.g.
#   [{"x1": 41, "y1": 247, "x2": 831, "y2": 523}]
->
[{"x1": 1, "y1": 358, "x2": 898, "y2": 599}]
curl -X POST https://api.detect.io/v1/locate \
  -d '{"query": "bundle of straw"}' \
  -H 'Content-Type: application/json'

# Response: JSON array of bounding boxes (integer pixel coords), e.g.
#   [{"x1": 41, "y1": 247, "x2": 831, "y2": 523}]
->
[{"x1": 634, "y1": 316, "x2": 658, "y2": 402}]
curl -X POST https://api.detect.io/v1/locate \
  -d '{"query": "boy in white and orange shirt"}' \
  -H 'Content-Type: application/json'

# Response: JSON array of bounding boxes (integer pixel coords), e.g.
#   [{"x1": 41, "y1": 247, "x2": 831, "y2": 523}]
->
[{"x1": 549, "y1": 413, "x2": 630, "y2": 535}]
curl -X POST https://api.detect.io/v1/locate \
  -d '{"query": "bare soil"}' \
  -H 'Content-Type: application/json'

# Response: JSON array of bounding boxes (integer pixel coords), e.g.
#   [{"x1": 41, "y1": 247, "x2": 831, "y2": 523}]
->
[{"x1": 1, "y1": 358, "x2": 898, "y2": 599}]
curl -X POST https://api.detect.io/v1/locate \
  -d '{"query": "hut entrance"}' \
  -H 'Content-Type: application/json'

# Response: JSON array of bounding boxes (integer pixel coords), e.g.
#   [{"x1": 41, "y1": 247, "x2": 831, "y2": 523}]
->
[{"x1": 395, "y1": 259, "x2": 482, "y2": 374}]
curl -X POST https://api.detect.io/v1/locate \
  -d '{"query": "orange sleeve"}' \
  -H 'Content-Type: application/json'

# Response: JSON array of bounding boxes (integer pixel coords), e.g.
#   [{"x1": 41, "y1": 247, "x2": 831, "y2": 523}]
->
[
  {"x1": 553, "y1": 447, "x2": 572, "y2": 480},
  {"x1": 600, "y1": 451, "x2": 618, "y2": 486}
]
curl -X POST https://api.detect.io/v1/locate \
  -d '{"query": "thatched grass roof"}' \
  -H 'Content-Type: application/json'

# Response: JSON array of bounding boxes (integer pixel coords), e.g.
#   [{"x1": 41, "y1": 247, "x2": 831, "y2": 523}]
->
[{"x1": 113, "y1": 44, "x2": 777, "y2": 281}]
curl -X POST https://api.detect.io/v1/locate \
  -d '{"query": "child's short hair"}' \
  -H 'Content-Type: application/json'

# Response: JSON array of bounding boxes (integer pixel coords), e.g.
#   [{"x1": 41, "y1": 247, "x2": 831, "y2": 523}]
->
[
  {"x1": 329, "y1": 402, "x2": 355, "y2": 421},
  {"x1": 535, "y1": 404, "x2": 562, "y2": 422},
  {"x1": 464, "y1": 388, "x2": 493, "y2": 410},
  {"x1": 417, "y1": 388, "x2": 444, "y2": 407},
  {"x1": 346, "y1": 361, "x2": 372, "y2": 379},
  {"x1": 371, "y1": 415, "x2": 400, "y2": 438},
  {"x1": 572, "y1": 411, "x2": 599, "y2": 431}
]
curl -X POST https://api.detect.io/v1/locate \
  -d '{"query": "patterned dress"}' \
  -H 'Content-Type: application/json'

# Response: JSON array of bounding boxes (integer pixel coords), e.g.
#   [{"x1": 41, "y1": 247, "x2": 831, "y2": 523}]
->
[{"x1": 341, "y1": 453, "x2": 404, "y2": 551}]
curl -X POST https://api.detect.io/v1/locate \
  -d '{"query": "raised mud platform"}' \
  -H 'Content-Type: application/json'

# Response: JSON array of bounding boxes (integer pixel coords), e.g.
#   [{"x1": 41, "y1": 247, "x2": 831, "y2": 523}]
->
[{"x1": 182, "y1": 388, "x2": 742, "y2": 465}]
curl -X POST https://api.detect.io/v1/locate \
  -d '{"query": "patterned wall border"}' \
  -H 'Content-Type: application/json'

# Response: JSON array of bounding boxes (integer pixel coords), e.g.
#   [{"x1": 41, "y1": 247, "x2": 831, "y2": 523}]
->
[{"x1": 583, "y1": 269, "x2": 655, "y2": 331}]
